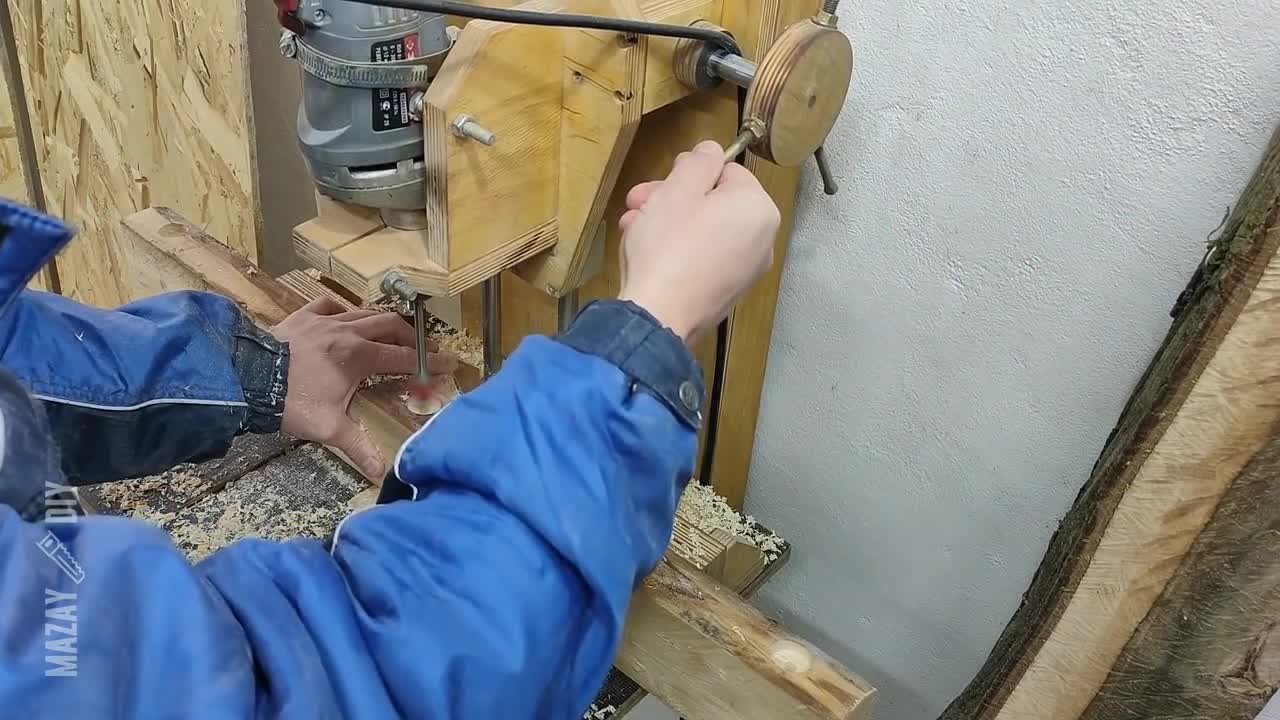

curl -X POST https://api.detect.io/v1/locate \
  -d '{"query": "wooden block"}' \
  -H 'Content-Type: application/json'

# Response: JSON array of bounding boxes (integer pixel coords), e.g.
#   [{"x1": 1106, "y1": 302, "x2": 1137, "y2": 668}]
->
[
  {"x1": 9, "y1": 0, "x2": 259, "y2": 306},
  {"x1": 158, "y1": 445, "x2": 366, "y2": 562},
  {"x1": 78, "y1": 433, "x2": 300, "y2": 517},
  {"x1": 619, "y1": 556, "x2": 875, "y2": 720},
  {"x1": 638, "y1": 0, "x2": 722, "y2": 114}
]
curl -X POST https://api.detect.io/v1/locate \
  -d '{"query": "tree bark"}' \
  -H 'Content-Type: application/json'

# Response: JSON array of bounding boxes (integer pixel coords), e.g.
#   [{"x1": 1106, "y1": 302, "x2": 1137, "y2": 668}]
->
[{"x1": 943, "y1": 123, "x2": 1280, "y2": 720}]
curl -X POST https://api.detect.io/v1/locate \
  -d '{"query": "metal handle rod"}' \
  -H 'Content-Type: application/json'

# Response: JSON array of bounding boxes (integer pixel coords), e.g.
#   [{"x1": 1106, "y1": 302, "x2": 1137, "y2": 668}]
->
[
  {"x1": 707, "y1": 51, "x2": 757, "y2": 89},
  {"x1": 814, "y1": 146, "x2": 839, "y2": 195},
  {"x1": 412, "y1": 295, "x2": 430, "y2": 383}
]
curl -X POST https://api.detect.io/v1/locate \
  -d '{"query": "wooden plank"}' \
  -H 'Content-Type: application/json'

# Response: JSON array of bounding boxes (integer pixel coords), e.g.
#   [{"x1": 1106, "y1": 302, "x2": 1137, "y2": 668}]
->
[
  {"x1": 10, "y1": 0, "x2": 259, "y2": 306},
  {"x1": 475, "y1": 0, "x2": 822, "y2": 510},
  {"x1": 619, "y1": 556, "x2": 875, "y2": 720},
  {"x1": 0, "y1": 0, "x2": 57, "y2": 292},
  {"x1": 123, "y1": 205, "x2": 875, "y2": 720},
  {"x1": 78, "y1": 433, "x2": 300, "y2": 517},
  {"x1": 160, "y1": 444, "x2": 367, "y2": 561},
  {"x1": 706, "y1": 0, "x2": 818, "y2": 509},
  {"x1": 942, "y1": 124, "x2": 1280, "y2": 720}
]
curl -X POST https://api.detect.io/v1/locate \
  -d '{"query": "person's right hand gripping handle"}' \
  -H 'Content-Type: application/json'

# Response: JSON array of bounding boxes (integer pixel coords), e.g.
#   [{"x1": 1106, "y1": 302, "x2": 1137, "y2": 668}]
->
[{"x1": 321, "y1": 141, "x2": 780, "y2": 716}]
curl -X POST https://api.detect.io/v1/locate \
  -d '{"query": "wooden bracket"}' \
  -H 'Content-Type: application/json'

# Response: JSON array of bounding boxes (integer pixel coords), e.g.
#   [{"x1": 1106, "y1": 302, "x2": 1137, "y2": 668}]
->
[{"x1": 293, "y1": 0, "x2": 725, "y2": 302}]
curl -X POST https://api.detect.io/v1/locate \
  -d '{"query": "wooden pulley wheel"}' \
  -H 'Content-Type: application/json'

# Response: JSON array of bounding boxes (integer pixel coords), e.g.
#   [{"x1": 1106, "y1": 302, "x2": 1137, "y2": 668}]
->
[{"x1": 743, "y1": 19, "x2": 854, "y2": 167}]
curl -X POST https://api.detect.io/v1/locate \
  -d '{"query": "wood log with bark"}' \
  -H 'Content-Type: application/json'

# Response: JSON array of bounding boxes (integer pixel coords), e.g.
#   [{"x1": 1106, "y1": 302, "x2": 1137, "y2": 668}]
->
[{"x1": 942, "y1": 124, "x2": 1280, "y2": 720}]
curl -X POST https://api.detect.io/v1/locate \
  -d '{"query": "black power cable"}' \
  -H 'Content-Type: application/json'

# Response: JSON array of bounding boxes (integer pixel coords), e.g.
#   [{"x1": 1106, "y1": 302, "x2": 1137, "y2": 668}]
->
[{"x1": 340, "y1": 0, "x2": 743, "y2": 57}]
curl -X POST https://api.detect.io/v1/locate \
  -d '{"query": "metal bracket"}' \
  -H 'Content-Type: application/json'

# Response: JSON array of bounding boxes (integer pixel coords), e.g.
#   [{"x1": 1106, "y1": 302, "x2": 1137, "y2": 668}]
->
[{"x1": 286, "y1": 32, "x2": 445, "y2": 89}]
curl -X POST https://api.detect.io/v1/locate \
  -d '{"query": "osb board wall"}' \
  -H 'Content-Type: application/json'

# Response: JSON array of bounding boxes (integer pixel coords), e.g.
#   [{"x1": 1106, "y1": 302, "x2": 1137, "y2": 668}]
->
[
  {"x1": 0, "y1": 67, "x2": 26, "y2": 202},
  {"x1": 1, "y1": 42, "x2": 53, "y2": 292},
  {"x1": 8, "y1": 0, "x2": 260, "y2": 307}
]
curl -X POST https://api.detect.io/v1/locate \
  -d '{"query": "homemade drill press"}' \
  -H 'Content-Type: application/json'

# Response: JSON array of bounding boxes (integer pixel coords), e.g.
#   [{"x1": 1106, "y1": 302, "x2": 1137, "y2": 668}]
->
[{"x1": 277, "y1": 0, "x2": 854, "y2": 394}]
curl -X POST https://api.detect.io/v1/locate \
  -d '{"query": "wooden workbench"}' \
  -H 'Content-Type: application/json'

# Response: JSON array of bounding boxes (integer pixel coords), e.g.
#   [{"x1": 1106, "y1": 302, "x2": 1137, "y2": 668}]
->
[{"x1": 78, "y1": 431, "x2": 789, "y2": 720}]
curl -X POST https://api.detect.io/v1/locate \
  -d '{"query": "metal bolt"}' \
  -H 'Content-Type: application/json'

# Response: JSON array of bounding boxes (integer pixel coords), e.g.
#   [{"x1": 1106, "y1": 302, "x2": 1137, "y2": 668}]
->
[
  {"x1": 278, "y1": 32, "x2": 298, "y2": 58},
  {"x1": 312, "y1": 7, "x2": 327, "y2": 22},
  {"x1": 381, "y1": 271, "x2": 418, "y2": 301},
  {"x1": 451, "y1": 114, "x2": 496, "y2": 146},
  {"x1": 815, "y1": 0, "x2": 840, "y2": 27},
  {"x1": 408, "y1": 91, "x2": 426, "y2": 122},
  {"x1": 725, "y1": 118, "x2": 766, "y2": 160}
]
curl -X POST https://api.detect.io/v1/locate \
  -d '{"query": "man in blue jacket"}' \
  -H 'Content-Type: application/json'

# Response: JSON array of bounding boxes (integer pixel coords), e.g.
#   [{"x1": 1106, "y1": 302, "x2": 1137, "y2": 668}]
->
[{"x1": 0, "y1": 139, "x2": 781, "y2": 718}]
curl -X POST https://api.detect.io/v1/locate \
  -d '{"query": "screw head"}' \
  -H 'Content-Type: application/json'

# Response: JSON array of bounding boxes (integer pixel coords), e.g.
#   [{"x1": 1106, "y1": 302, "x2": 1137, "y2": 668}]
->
[{"x1": 278, "y1": 32, "x2": 298, "y2": 58}]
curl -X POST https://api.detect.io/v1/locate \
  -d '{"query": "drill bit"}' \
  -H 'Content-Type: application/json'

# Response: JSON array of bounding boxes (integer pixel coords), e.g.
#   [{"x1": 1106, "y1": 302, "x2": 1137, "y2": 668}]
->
[{"x1": 405, "y1": 294, "x2": 440, "y2": 413}]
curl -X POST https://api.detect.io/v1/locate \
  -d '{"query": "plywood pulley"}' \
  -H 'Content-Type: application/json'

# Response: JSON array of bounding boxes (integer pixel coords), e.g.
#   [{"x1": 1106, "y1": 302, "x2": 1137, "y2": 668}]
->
[{"x1": 675, "y1": 3, "x2": 854, "y2": 194}]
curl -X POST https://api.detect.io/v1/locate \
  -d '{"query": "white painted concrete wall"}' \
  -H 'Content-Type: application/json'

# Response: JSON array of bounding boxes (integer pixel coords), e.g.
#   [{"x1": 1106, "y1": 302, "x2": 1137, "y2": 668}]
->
[{"x1": 636, "y1": 1, "x2": 1280, "y2": 719}]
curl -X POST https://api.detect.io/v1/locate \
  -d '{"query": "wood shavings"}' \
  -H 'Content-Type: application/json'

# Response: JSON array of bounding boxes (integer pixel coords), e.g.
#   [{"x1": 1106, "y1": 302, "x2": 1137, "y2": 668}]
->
[
  {"x1": 584, "y1": 702, "x2": 617, "y2": 719},
  {"x1": 677, "y1": 482, "x2": 785, "y2": 561}
]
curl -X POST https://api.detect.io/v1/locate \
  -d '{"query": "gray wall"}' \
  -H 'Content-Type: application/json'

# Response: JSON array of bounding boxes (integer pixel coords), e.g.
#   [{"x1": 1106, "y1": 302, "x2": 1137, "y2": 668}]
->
[{"x1": 641, "y1": 1, "x2": 1280, "y2": 719}]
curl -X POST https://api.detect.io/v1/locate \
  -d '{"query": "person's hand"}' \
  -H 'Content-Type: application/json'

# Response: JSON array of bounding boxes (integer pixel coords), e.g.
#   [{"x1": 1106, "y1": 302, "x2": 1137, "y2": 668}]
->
[
  {"x1": 271, "y1": 297, "x2": 458, "y2": 479},
  {"x1": 617, "y1": 140, "x2": 781, "y2": 345}
]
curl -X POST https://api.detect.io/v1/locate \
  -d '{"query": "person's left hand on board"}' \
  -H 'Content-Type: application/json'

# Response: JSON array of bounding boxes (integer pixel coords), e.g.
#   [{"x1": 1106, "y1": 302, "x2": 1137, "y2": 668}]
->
[{"x1": 272, "y1": 297, "x2": 458, "y2": 479}]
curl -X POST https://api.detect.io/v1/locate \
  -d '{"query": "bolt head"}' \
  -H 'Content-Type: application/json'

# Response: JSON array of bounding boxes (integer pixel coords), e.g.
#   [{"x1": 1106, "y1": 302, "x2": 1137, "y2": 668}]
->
[{"x1": 278, "y1": 32, "x2": 298, "y2": 58}]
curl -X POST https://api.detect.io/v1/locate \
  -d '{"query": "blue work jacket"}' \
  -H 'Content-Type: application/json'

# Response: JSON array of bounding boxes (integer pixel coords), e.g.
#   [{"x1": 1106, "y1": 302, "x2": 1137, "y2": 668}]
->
[{"x1": 0, "y1": 198, "x2": 707, "y2": 719}]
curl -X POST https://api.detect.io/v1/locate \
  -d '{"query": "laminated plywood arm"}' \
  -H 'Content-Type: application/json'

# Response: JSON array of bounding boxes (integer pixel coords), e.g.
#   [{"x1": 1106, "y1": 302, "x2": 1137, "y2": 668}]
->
[{"x1": 122, "y1": 206, "x2": 876, "y2": 720}]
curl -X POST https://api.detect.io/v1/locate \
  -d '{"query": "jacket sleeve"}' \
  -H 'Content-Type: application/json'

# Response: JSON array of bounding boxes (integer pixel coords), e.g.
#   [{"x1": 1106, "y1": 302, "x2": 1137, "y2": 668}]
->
[
  {"x1": 0, "y1": 288, "x2": 287, "y2": 485},
  {"x1": 0, "y1": 301, "x2": 704, "y2": 719}
]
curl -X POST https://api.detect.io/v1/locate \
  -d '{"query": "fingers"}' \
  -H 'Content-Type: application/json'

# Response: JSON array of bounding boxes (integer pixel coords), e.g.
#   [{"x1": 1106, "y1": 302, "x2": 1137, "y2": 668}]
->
[
  {"x1": 359, "y1": 342, "x2": 418, "y2": 375},
  {"x1": 427, "y1": 351, "x2": 459, "y2": 374},
  {"x1": 351, "y1": 312, "x2": 424, "y2": 348},
  {"x1": 626, "y1": 181, "x2": 662, "y2": 210},
  {"x1": 330, "y1": 417, "x2": 386, "y2": 480},
  {"x1": 619, "y1": 209, "x2": 641, "y2": 234},
  {"x1": 353, "y1": 340, "x2": 459, "y2": 376},
  {"x1": 714, "y1": 161, "x2": 767, "y2": 192},
  {"x1": 333, "y1": 309, "x2": 381, "y2": 322},
  {"x1": 301, "y1": 296, "x2": 347, "y2": 316},
  {"x1": 663, "y1": 140, "x2": 726, "y2": 195}
]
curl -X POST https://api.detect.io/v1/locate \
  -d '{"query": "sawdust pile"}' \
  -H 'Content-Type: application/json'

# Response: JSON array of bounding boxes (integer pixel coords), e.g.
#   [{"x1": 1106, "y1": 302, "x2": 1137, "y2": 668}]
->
[
  {"x1": 435, "y1": 329, "x2": 483, "y2": 370},
  {"x1": 676, "y1": 482, "x2": 785, "y2": 561}
]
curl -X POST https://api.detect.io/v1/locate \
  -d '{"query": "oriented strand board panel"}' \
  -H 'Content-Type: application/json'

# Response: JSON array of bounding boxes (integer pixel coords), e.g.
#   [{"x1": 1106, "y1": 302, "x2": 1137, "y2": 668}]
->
[
  {"x1": 9, "y1": 0, "x2": 259, "y2": 306},
  {"x1": 0, "y1": 58, "x2": 25, "y2": 202},
  {"x1": 1, "y1": 24, "x2": 55, "y2": 293}
]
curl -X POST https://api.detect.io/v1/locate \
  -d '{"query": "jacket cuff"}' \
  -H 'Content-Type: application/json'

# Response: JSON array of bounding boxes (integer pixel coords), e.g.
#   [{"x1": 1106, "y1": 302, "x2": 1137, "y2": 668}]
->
[
  {"x1": 556, "y1": 299, "x2": 706, "y2": 430},
  {"x1": 232, "y1": 314, "x2": 288, "y2": 434}
]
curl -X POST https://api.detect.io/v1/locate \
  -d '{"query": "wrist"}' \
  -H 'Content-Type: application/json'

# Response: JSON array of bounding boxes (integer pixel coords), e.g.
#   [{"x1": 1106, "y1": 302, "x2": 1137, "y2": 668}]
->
[
  {"x1": 556, "y1": 299, "x2": 706, "y2": 430},
  {"x1": 616, "y1": 290, "x2": 697, "y2": 345}
]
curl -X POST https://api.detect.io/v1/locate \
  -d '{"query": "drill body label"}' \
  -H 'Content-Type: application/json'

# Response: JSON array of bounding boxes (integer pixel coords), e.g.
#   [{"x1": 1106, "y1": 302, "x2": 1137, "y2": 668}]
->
[{"x1": 370, "y1": 34, "x2": 419, "y2": 132}]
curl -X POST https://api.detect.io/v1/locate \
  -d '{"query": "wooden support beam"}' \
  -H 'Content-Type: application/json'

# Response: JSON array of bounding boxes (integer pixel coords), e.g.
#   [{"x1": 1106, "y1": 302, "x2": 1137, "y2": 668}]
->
[
  {"x1": 122, "y1": 206, "x2": 876, "y2": 720},
  {"x1": 942, "y1": 125, "x2": 1280, "y2": 720}
]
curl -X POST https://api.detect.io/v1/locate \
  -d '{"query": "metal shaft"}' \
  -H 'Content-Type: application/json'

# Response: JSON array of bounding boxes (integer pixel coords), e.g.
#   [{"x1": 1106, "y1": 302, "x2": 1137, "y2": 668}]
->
[
  {"x1": 481, "y1": 276, "x2": 502, "y2": 376},
  {"x1": 707, "y1": 51, "x2": 756, "y2": 89},
  {"x1": 412, "y1": 295, "x2": 430, "y2": 383}
]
